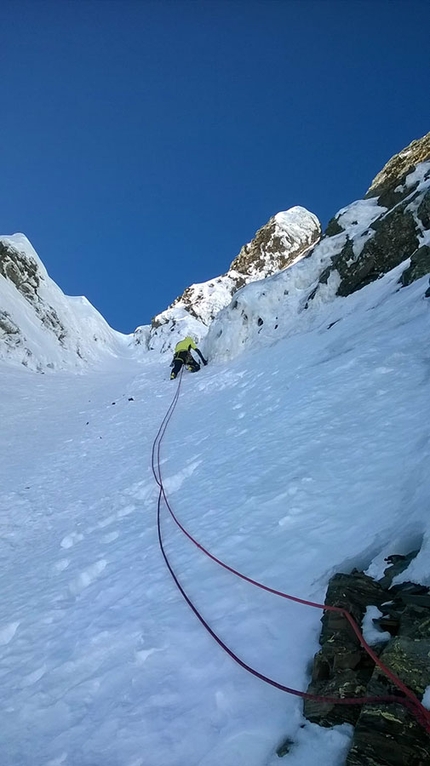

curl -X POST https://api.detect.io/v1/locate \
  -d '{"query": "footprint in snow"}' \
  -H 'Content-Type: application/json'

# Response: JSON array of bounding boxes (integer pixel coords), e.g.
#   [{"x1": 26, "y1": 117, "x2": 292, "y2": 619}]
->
[
  {"x1": 60, "y1": 532, "x2": 84, "y2": 549},
  {"x1": 54, "y1": 558, "x2": 70, "y2": 572},
  {"x1": 69, "y1": 560, "x2": 107, "y2": 595},
  {"x1": 97, "y1": 505, "x2": 136, "y2": 529}
]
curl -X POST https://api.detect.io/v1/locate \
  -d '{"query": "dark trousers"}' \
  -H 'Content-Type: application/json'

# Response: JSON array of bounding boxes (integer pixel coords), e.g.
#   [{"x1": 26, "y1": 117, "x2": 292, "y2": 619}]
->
[{"x1": 171, "y1": 350, "x2": 200, "y2": 379}]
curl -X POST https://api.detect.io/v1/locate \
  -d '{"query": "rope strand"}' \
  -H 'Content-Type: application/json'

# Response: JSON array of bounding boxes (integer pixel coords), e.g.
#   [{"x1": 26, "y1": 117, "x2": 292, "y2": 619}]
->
[{"x1": 152, "y1": 371, "x2": 430, "y2": 733}]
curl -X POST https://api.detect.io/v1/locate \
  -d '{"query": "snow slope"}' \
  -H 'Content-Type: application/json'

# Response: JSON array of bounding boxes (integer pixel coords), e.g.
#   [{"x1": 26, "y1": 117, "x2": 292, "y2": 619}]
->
[
  {"x1": 1, "y1": 262, "x2": 429, "y2": 766},
  {"x1": 0, "y1": 234, "x2": 131, "y2": 371}
]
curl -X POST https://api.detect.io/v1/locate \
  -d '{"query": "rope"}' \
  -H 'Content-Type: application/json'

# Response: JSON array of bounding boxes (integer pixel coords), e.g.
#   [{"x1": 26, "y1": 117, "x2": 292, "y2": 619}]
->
[{"x1": 152, "y1": 370, "x2": 430, "y2": 734}]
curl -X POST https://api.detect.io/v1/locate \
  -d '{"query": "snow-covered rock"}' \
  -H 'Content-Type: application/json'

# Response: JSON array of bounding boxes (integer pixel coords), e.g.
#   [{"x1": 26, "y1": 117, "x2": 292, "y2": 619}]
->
[
  {"x1": 137, "y1": 206, "x2": 321, "y2": 353},
  {"x1": 229, "y1": 206, "x2": 320, "y2": 279},
  {"x1": 0, "y1": 234, "x2": 130, "y2": 371},
  {"x1": 206, "y1": 135, "x2": 430, "y2": 361}
]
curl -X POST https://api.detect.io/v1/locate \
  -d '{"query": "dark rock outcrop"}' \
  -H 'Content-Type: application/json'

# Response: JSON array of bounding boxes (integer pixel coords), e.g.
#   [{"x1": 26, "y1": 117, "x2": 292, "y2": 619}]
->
[
  {"x1": 298, "y1": 552, "x2": 430, "y2": 766},
  {"x1": 336, "y1": 204, "x2": 420, "y2": 297},
  {"x1": 311, "y1": 132, "x2": 430, "y2": 302},
  {"x1": 304, "y1": 572, "x2": 388, "y2": 728},
  {"x1": 400, "y1": 245, "x2": 430, "y2": 287},
  {"x1": 365, "y1": 131, "x2": 430, "y2": 208},
  {"x1": 229, "y1": 208, "x2": 320, "y2": 279}
]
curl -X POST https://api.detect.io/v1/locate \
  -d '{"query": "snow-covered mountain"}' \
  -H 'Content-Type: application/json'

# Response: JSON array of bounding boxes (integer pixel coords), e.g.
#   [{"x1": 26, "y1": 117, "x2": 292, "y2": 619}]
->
[
  {"x1": 0, "y1": 234, "x2": 130, "y2": 371},
  {"x1": 1, "y1": 132, "x2": 430, "y2": 766},
  {"x1": 205, "y1": 132, "x2": 430, "y2": 360},
  {"x1": 0, "y1": 206, "x2": 320, "y2": 368},
  {"x1": 1, "y1": 239, "x2": 430, "y2": 766},
  {"x1": 139, "y1": 205, "x2": 321, "y2": 353},
  {"x1": 2, "y1": 134, "x2": 430, "y2": 373}
]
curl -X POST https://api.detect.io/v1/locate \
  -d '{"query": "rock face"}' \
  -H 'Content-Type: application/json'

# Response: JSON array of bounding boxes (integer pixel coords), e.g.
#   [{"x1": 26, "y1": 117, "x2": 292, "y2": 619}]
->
[
  {"x1": 301, "y1": 552, "x2": 430, "y2": 766},
  {"x1": 303, "y1": 571, "x2": 388, "y2": 729},
  {"x1": 0, "y1": 234, "x2": 128, "y2": 371},
  {"x1": 0, "y1": 240, "x2": 67, "y2": 348},
  {"x1": 229, "y1": 207, "x2": 321, "y2": 279},
  {"x1": 137, "y1": 206, "x2": 321, "y2": 353},
  {"x1": 314, "y1": 132, "x2": 430, "y2": 300},
  {"x1": 366, "y1": 131, "x2": 430, "y2": 207}
]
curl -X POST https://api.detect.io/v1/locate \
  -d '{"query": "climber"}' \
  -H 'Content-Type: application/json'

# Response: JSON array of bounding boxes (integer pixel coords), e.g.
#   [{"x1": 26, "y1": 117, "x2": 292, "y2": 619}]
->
[{"x1": 170, "y1": 336, "x2": 207, "y2": 380}]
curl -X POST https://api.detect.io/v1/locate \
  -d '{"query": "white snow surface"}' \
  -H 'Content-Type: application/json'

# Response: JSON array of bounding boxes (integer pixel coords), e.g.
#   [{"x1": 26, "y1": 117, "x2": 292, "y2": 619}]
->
[
  {"x1": 361, "y1": 606, "x2": 391, "y2": 646},
  {"x1": 1, "y1": 260, "x2": 430, "y2": 766},
  {"x1": 204, "y1": 232, "x2": 344, "y2": 362},
  {"x1": 0, "y1": 234, "x2": 130, "y2": 371}
]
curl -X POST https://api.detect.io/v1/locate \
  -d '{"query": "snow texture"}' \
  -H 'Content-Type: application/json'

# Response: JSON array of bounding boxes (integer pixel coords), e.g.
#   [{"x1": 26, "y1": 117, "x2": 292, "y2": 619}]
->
[{"x1": 1, "y1": 251, "x2": 430, "y2": 765}]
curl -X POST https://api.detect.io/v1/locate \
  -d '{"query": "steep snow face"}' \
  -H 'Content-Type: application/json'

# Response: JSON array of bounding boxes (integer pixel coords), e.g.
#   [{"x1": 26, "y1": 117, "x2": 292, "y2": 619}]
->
[
  {"x1": 0, "y1": 234, "x2": 130, "y2": 372},
  {"x1": 136, "y1": 206, "x2": 321, "y2": 354}
]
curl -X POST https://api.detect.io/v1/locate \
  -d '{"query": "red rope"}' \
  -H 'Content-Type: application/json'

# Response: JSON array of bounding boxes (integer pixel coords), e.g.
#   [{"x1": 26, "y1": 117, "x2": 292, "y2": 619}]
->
[{"x1": 152, "y1": 370, "x2": 430, "y2": 734}]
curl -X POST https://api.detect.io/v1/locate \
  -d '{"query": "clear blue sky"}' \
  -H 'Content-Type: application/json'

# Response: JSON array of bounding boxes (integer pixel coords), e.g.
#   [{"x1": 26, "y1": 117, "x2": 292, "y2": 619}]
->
[{"x1": 1, "y1": 0, "x2": 429, "y2": 333}]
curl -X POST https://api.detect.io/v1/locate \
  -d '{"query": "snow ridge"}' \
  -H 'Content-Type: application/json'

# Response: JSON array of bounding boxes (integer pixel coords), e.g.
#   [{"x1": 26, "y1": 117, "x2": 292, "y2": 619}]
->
[{"x1": 0, "y1": 234, "x2": 131, "y2": 371}]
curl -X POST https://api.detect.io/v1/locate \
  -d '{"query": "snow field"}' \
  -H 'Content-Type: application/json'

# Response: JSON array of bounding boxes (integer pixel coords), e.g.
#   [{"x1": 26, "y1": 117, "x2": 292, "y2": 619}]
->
[{"x1": 0, "y1": 268, "x2": 429, "y2": 765}]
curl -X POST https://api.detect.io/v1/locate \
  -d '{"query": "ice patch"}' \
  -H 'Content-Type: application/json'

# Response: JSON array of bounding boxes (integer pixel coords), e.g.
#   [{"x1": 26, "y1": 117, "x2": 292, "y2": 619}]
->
[
  {"x1": 0, "y1": 621, "x2": 19, "y2": 645},
  {"x1": 117, "y1": 504, "x2": 135, "y2": 518},
  {"x1": 135, "y1": 647, "x2": 162, "y2": 665},
  {"x1": 45, "y1": 753, "x2": 68, "y2": 766},
  {"x1": 102, "y1": 531, "x2": 119, "y2": 543}
]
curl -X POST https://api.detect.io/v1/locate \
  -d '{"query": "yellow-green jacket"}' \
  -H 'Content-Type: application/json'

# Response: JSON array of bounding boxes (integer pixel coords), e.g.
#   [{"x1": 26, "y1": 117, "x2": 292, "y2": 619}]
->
[{"x1": 174, "y1": 336, "x2": 197, "y2": 353}]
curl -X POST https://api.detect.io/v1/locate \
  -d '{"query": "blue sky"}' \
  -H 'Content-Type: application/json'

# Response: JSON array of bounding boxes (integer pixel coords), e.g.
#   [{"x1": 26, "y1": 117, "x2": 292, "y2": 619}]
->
[{"x1": 1, "y1": 0, "x2": 430, "y2": 333}]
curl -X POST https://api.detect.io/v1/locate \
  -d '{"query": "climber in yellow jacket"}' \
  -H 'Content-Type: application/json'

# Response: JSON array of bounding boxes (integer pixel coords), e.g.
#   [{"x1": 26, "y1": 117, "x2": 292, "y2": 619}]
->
[{"x1": 170, "y1": 336, "x2": 207, "y2": 379}]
